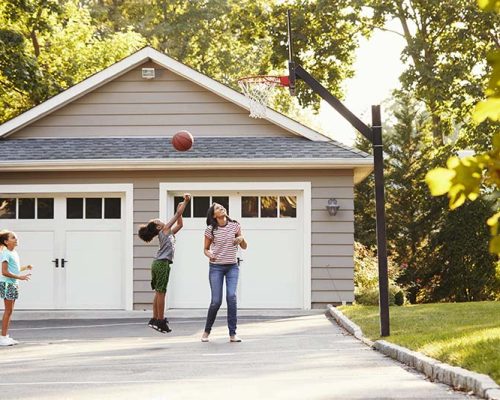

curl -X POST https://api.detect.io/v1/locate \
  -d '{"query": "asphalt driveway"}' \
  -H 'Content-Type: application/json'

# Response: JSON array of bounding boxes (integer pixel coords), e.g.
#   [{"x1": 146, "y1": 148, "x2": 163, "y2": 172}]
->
[{"x1": 0, "y1": 313, "x2": 475, "y2": 399}]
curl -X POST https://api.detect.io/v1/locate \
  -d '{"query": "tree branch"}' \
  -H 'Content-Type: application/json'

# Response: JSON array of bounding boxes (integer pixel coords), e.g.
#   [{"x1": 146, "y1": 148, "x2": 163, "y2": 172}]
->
[
  {"x1": 0, "y1": 78, "x2": 26, "y2": 96},
  {"x1": 365, "y1": 24, "x2": 405, "y2": 38}
]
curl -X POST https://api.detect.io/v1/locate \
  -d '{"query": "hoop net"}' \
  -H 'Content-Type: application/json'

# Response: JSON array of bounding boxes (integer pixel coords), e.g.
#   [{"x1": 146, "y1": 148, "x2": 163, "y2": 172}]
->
[{"x1": 238, "y1": 76, "x2": 289, "y2": 118}]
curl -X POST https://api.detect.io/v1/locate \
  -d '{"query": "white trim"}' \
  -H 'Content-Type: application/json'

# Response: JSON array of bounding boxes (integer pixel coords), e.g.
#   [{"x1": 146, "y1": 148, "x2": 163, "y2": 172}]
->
[
  {"x1": 0, "y1": 183, "x2": 134, "y2": 311},
  {"x1": 0, "y1": 159, "x2": 373, "y2": 184},
  {"x1": 159, "y1": 181, "x2": 312, "y2": 309},
  {"x1": 0, "y1": 158, "x2": 372, "y2": 170},
  {"x1": 0, "y1": 47, "x2": 329, "y2": 142}
]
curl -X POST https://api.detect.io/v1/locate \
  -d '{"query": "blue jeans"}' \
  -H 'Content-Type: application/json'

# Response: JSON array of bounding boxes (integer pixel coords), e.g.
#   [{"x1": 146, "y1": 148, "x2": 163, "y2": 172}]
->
[{"x1": 204, "y1": 263, "x2": 239, "y2": 336}]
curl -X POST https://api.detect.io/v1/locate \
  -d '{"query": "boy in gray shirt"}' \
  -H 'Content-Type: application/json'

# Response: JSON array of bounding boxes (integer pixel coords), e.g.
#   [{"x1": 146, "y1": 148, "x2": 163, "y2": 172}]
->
[{"x1": 138, "y1": 193, "x2": 190, "y2": 333}]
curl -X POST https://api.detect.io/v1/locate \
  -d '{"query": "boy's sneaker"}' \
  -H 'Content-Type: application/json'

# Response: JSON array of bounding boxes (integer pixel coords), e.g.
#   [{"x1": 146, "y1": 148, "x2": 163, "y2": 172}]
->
[
  {"x1": 0, "y1": 335, "x2": 14, "y2": 346},
  {"x1": 157, "y1": 318, "x2": 172, "y2": 333},
  {"x1": 148, "y1": 318, "x2": 160, "y2": 331}
]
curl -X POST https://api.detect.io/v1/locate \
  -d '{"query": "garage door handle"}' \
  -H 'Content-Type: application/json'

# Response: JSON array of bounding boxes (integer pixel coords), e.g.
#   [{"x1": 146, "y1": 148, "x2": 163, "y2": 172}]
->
[
  {"x1": 52, "y1": 259, "x2": 59, "y2": 268},
  {"x1": 61, "y1": 259, "x2": 67, "y2": 268}
]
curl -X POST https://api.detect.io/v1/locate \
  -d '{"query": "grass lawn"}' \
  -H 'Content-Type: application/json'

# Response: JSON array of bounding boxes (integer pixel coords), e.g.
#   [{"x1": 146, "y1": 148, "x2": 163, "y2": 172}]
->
[{"x1": 338, "y1": 301, "x2": 500, "y2": 384}]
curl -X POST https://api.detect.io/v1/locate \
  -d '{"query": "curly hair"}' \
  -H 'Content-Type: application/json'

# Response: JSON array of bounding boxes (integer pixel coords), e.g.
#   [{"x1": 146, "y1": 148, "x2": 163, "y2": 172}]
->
[{"x1": 138, "y1": 221, "x2": 159, "y2": 243}]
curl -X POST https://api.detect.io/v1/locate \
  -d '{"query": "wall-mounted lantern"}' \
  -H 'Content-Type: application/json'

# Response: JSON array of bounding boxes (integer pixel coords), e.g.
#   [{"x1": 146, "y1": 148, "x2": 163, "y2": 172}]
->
[{"x1": 326, "y1": 198, "x2": 340, "y2": 216}]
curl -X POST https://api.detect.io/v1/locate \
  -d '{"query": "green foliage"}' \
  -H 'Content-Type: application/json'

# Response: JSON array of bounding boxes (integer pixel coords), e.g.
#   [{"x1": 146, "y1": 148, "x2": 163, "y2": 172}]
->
[
  {"x1": 367, "y1": 0, "x2": 500, "y2": 146},
  {"x1": 478, "y1": 0, "x2": 500, "y2": 12},
  {"x1": 269, "y1": 0, "x2": 371, "y2": 112},
  {"x1": 353, "y1": 242, "x2": 406, "y2": 305},
  {"x1": 425, "y1": 1, "x2": 500, "y2": 255},
  {"x1": 0, "y1": 0, "x2": 146, "y2": 123},
  {"x1": 353, "y1": 134, "x2": 376, "y2": 247},
  {"x1": 0, "y1": 0, "x2": 379, "y2": 136},
  {"x1": 420, "y1": 199, "x2": 500, "y2": 302},
  {"x1": 394, "y1": 290, "x2": 405, "y2": 306}
]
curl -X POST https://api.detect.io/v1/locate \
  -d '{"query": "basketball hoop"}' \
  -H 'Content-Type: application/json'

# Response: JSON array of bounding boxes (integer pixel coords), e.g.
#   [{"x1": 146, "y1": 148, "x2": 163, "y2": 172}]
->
[{"x1": 238, "y1": 75, "x2": 289, "y2": 118}]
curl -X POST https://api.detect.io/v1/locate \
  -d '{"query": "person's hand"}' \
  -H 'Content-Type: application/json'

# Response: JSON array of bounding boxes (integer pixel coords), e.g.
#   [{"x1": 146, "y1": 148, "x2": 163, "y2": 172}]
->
[
  {"x1": 26, "y1": 265, "x2": 33, "y2": 270},
  {"x1": 176, "y1": 202, "x2": 184, "y2": 212},
  {"x1": 20, "y1": 273, "x2": 31, "y2": 281},
  {"x1": 183, "y1": 193, "x2": 191, "y2": 202},
  {"x1": 205, "y1": 250, "x2": 215, "y2": 262},
  {"x1": 233, "y1": 236, "x2": 245, "y2": 245}
]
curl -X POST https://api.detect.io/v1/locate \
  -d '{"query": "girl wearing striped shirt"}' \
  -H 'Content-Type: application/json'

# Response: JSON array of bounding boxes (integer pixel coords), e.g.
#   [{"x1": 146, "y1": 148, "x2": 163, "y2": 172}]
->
[{"x1": 201, "y1": 203, "x2": 247, "y2": 342}]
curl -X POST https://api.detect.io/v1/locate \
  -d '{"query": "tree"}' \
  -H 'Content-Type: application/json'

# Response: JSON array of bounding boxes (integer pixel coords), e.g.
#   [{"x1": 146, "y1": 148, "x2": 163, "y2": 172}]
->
[
  {"x1": 421, "y1": 198, "x2": 499, "y2": 302},
  {"x1": 353, "y1": 133, "x2": 376, "y2": 247},
  {"x1": 426, "y1": 0, "x2": 500, "y2": 255},
  {"x1": 383, "y1": 94, "x2": 446, "y2": 302},
  {"x1": 0, "y1": 0, "x2": 146, "y2": 123},
  {"x1": 366, "y1": 0, "x2": 500, "y2": 146}
]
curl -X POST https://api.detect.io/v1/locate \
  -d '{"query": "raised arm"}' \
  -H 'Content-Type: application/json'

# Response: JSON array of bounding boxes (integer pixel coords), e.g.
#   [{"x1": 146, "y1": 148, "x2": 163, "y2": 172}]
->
[
  {"x1": 163, "y1": 193, "x2": 191, "y2": 233},
  {"x1": 172, "y1": 202, "x2": 184, "y2": 234}
]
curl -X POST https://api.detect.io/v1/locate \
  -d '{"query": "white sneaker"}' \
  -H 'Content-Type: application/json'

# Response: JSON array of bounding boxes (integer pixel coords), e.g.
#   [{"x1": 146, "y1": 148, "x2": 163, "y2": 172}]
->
[
  {"x1": 7, "y1": 335, "x2": 18, "y2": 345},
  {"x1": 0, "y1": 335, "x2": 14, "y2": 346}
]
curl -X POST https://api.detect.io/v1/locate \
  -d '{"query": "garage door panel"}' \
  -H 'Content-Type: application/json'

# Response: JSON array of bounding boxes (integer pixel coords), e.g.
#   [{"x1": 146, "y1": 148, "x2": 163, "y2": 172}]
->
[
  {"x1": 240, "y1": 230, "x2": 302, "y2": 308},
  {"x1": 168, "y1": 228, "x2": 212, "y2": 308},
  {"x1": 10, "y1": 231, "x2": 56, "y2": 309},
  {"x1": 65, "y1": 230, "x2": 123, "y2": 308}
]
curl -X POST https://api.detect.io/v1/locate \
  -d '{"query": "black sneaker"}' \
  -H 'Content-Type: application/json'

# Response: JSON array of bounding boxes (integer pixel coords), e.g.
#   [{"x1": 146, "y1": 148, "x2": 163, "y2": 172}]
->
[
  {"x1": 157, "y1": 318, "x2": 172, "y2": 333},
  {"x1": 148, "y1": 318, "x2": 160, "y2": 331}
]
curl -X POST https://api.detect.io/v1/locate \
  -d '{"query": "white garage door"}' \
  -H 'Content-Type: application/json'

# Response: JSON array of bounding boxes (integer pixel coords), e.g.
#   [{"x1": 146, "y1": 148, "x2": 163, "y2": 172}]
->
[
  {"x1": 166, "y1": 191, "x2": 304, "y2": 309},
  {"x1": 0, "y1": 194, "x2": 125, "y2": 309}
]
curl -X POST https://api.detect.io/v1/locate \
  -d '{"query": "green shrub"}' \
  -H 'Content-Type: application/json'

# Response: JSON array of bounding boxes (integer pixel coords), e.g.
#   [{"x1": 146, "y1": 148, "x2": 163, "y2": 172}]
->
[
  {"x1": 355, "y1": 284, "x2": 406, "y2": 306},
  {"x1": 354, "y1": 242, "x2": 406, "y2": 306},
  {"x1": 394, "y1": 290, "x2": 405, "y2": 306}
]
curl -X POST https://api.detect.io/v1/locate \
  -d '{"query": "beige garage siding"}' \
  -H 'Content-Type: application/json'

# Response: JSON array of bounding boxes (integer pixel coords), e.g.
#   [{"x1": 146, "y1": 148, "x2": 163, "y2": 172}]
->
[
  {"x1": 0, "y1": 169, "x2": 355, "y2": 309},
  {"x1": 11, "y1": 62, "x2": 294, "y2": 139}
]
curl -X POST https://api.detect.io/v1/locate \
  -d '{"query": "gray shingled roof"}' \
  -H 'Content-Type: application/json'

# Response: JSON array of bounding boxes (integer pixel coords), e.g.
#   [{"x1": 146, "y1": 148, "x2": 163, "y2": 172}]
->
[{"x1": 0, "y1": 137, "x2": 370, "y2": 161}]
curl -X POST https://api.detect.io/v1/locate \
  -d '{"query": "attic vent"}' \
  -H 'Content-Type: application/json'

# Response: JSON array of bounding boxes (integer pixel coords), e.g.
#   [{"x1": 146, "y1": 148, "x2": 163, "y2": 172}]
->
[{"x1": 142, "y1": 68, "x2": 155, "y2": 79}]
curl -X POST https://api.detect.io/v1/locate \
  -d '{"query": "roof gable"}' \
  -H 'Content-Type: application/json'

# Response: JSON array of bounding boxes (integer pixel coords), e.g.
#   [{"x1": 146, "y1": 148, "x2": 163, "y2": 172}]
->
[{"x1": 0, "y1": 47, "x2": 330, "y2": 142}]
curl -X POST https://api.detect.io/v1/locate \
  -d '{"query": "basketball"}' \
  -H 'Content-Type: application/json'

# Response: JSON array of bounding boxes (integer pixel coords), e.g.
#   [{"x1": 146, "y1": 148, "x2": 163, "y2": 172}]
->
[{"x1": 172, "y1": 130, "x2": 194, "y2": 152}]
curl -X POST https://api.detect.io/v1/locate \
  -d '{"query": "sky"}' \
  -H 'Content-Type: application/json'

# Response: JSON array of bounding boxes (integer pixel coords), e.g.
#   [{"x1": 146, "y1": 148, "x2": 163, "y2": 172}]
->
[{"x1": 316, "y1": 20, "x2": 407, "y2": 146}]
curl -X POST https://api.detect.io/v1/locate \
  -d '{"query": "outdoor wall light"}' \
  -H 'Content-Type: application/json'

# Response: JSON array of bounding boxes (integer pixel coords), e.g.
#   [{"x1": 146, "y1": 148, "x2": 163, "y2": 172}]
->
[{"x1": 326, "y1": 198, "x2": 340, "y2": 216}]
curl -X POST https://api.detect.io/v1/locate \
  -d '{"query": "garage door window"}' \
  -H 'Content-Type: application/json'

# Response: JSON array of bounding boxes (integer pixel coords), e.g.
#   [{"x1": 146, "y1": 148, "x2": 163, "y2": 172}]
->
[
  {"x1": 0, "y1": 198, "x2": 54, "y2": 219},
  {"x1": 242, "y1": 196, "x2": 297, "y2": 218},
  {"x1": 174, "y1": 196, "x2": 229, "y2": 218},
  {"x1": 19, "y1": 198, "x2": 35, "y2": 219},
  {"x1": 280, "y1": 196, "x2": 297, "y2": 218},
  {"x1": 0, "y1": 198, "x2": 16, "y2": 219},
  {"x1": 67, "y1": 198, "x2": 121, "y2": 219}
]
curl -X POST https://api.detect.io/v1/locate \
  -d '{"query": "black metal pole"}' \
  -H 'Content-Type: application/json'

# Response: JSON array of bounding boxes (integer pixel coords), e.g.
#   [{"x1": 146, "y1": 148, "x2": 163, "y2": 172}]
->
[
  {"x1": 286, "y1": 10, "x2": 296, "y2": 96},
  {"x1": 294, "y1": 65, "x2": 373, "y2": 141},
  {"x1": 286, "y1": 10, "x2": 389, "y2": 335},
  {"x1": 372, "y1": 105, "x2": 390, "y2": 336},
  {"x1": 292, "y1": 62, "x2": 390, "y2": 336}
]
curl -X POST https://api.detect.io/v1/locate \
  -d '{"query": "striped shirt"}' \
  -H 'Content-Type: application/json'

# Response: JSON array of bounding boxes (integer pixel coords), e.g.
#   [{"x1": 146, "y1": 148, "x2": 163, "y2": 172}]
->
[{"x1": 204, "y1": 221, "x2": 241, "y2": 265}]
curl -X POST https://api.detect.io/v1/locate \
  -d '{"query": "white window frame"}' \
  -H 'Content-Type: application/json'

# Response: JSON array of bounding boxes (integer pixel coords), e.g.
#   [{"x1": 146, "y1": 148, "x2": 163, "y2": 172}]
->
[
  {"x1": 159, "y1": 181, "x2": 312, "y2": 309},
  {"x1": 0, "y1": 184, "x2": 134, "y2": 310}
]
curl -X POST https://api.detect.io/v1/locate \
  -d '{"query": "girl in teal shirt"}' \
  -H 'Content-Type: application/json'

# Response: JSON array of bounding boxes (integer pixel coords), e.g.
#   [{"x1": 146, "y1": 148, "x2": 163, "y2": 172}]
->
[{"x1": 0, "y1": 231, "x2": 32, "y2": 346}]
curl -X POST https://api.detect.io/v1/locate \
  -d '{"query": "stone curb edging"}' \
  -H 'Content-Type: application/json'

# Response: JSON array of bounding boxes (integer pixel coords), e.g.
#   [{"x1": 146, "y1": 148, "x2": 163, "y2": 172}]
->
[{"x1": 326, "y1": 305, "x2": 500, "y2": 400}]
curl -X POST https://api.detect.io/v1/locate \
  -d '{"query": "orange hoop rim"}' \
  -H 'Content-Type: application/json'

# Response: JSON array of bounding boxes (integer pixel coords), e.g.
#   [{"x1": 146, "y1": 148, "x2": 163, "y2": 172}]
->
[{"x1": 237, "y1": 75, "x2": 290, "y2": 87}]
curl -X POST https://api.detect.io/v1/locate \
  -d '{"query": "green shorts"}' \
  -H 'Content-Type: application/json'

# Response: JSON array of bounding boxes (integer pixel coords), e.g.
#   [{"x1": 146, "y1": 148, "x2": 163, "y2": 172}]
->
[{"x1": 151, "y1": 259, "x2": 171, "y2": 293}]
